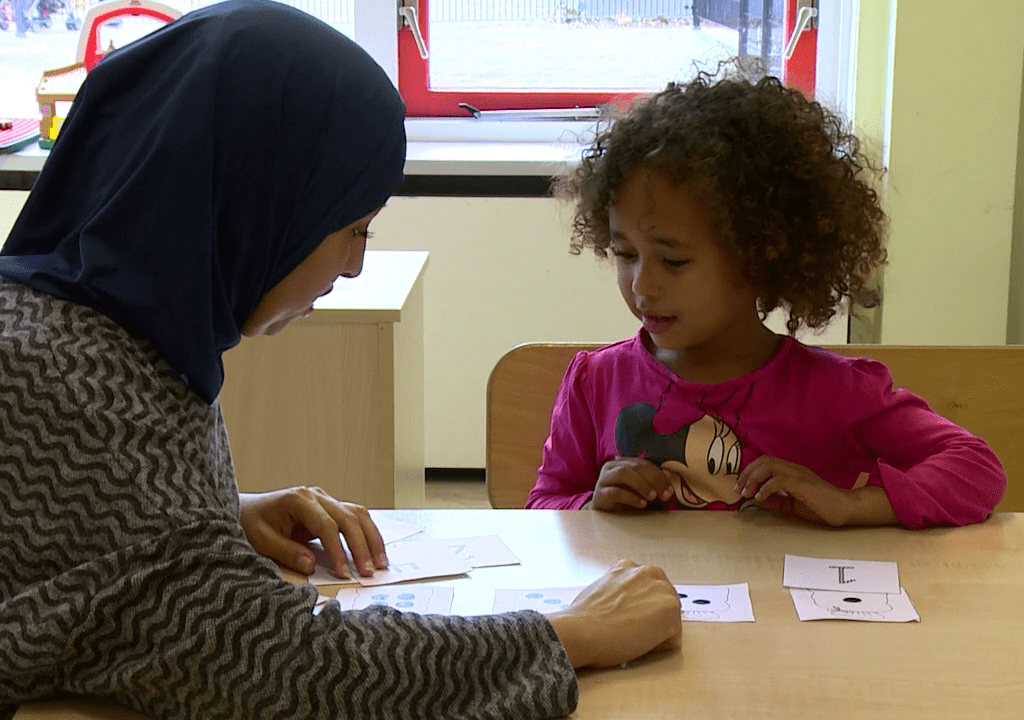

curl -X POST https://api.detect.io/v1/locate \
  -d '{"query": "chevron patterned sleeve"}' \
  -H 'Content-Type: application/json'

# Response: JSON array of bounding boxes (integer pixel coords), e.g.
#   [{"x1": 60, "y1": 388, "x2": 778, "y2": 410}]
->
[{"x1": 0, "y1": 281, "x2": 578, "y2": 720}]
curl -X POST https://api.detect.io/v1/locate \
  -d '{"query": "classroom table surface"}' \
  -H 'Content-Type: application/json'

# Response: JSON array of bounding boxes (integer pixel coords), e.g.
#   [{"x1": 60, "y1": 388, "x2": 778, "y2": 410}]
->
[{"x1": 14, "y1": 509, "x2": 1024, "y2": 720}]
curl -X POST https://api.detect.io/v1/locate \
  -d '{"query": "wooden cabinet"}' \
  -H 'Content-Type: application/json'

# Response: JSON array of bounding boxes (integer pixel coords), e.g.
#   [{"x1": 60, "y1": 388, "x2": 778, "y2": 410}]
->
[{"x1": 220, "y1": 251, "x2": 428, "y2": 509}]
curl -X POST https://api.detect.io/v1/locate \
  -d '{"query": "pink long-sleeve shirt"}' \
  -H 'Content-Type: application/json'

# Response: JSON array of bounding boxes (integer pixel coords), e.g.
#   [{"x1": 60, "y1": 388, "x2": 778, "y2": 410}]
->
[{"x1": 526, "y1": 332, "x2": 1007, "y2": 528}]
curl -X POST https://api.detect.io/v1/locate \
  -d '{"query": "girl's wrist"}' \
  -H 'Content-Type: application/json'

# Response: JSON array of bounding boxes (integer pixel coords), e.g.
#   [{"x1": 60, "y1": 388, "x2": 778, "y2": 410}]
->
[{"x1": 843, "y1": 486, "x2": 898, "y2": 526}]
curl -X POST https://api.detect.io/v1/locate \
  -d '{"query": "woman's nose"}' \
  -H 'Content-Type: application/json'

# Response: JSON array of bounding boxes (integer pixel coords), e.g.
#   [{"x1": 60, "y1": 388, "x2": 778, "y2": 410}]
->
[{"x1": 341, "y1": 247, "x2": 365, "y2": 279}]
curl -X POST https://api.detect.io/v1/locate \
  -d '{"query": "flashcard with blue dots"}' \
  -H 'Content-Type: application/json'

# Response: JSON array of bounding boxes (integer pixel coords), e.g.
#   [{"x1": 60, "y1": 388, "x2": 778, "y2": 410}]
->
[
  {"x1": 334, "y1": 585, "x2": 455, "y2": 615},
  {"x1": 491, "y1": 588, "x2": 583, "y2": 614}
]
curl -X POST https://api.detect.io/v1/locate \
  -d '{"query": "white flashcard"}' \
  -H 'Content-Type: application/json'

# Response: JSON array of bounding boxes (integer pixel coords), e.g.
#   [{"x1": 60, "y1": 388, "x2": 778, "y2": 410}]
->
[
  {"x1": 789, "y1": 587, "x2": 920, "y2": 622},
  {"x1": 675, "y1": 583, "x2": 755, "y2": 622},
  {"x1": 372, "y1": 516, "x2": 425, "y2": 545},
  {"x1": 783, "y1": 554, "x2": 900, "y2": 594},
  {"x1": 355, "y1": 541, "x2": 471, "y2": 586},
  {"x1": 492, "y1": 587, "x2": 581, "y2": 614},
  {"x1": 335, "y1": 585, "x2": 455, "y2": 615},
  {"x1": 390, "y1": 535, "x2": 521, "y2": 568},
  {"x1": 493, "y1": 584, "x2": 755, "y2": 623},
  {"x1": 305, "y1": 518, "x2": 426, "y2": 585}
]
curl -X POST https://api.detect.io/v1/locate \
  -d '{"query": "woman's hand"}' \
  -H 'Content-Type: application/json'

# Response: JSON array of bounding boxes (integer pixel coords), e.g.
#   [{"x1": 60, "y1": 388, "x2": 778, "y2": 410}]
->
[
  {"x1": 547, "y1": 560, "x2": 681, "y2": 668},
  {"x1": 734, "y1": 456, "x2": 897, "y2": 527},
  {"x1": 591, "y1": 457, "x2": 677, "y2": 512},
  {"x1": 238, "y1": 487, "x2": 388, "y2": 579}
]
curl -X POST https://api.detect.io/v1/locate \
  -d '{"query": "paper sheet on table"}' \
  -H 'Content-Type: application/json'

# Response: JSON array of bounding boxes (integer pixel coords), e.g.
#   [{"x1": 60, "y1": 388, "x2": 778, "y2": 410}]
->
[
  {"x1": 354, "y1": 541, "x2": 471, "y2": 586},
  {"x1": 389, "y1": 535, "x2": 520, "y2": 568},
  {"x1": 493, "y1": 583, "x2": 755, "y2": 623},
  {"x1": 789, "y1": 587, "x2": 920, "y2": 622},
  {"x1": 372, "y1": 516, "x2": 424, "y2": 545},
  {"x1": 783, "y1": 554, "x2": 901, "y2": 594},
  {"x1": 306, "y1": 517, "x2": 426, "y2": 586},
  {"x1": 335, "y1": 585, "x2": 455, "y2": 615}
]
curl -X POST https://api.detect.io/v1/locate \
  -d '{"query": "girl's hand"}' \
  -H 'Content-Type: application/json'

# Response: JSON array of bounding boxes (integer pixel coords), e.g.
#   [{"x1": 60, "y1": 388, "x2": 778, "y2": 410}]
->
[
  {"x1": 591, "y1": 457, "x2": 677, "y2": 512},
  {"x1": 734, "y1": 456, "x2": 852, "y2": 526},
  {"x1": 734, "y1": 456, "x2": 898, "y2": 527},
  {"x1": 547, "y1": 560, "x2": 682, "y2": 668},
  {"x1": 238, "y1": 487, "x2": 388, "y2": 579}
]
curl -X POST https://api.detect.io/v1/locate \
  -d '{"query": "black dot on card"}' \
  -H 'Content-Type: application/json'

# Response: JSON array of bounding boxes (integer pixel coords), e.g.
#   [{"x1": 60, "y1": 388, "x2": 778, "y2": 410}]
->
[
  {"x1": 678, "y1": 593, "x2": 688, "y2": 598},
  {"x1": 693, "y1": 599, "x2": 711, "y2": 605},
  {"x1": 843, "y1": 597, "x2": 862, "y2": 604}
]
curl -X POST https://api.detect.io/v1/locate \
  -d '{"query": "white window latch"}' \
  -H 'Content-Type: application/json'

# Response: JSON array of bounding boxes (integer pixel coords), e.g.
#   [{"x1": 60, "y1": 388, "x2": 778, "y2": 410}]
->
[
  {"x1": 783, "y1": 0, "x2": 818, "y2": 60},
  {"x1": 399, "y1": 0, "x2": 429, "y2": 59}
]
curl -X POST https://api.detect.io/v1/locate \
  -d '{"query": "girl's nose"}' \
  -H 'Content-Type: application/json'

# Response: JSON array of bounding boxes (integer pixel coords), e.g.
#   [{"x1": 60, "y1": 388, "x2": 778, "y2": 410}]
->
[{"x1": 631, "y1": 259, "x2": 660, "y2": 297}]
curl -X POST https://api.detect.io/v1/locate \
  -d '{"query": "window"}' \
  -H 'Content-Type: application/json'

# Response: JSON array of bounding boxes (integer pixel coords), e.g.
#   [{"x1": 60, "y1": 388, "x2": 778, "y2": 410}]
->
[
  {"x1": 0, "y1": 0, "x2": 353, "y2": 119},
  {"x1": 397, "y1": 0, "x2": 825, "y2": 118},
  {"x1": 3, "y1": 1, "x2": 851, "y2": 143}
]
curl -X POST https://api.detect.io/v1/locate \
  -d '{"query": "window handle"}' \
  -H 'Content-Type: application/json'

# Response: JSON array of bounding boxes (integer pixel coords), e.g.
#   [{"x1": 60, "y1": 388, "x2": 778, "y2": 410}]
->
[
  {"x1": 399, "y1": 0, "x2": 429, "y2": 59},
  {"x1": 783, "y1": 1, "x2": 818, "y2": 60}
]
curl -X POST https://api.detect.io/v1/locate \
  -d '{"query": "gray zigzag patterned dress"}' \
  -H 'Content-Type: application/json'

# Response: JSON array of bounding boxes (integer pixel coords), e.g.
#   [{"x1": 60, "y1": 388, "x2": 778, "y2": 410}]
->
[{"x1": 0, "y1": 279, "x2": 578, "y2": 719}]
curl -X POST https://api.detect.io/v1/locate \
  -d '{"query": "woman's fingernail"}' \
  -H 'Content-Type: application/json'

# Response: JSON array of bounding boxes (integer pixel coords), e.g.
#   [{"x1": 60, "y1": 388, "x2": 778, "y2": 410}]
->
[
  {"x1": 375, "y1": 553, "x2": 389, "y2": 568},
  {"x1": 648, "y1": 490, "x2": 657, "y2": 500},
  {"x1": 362, "y1": 560, "x2": 376, "y2": 576},
  {"x1": 638, "y1": 499, "x2": 647, "y2": 508},
  {"x1": 301, "y1": 555, "x2": 314, "y2": 574},
  {"x1": 661, "y1": 489, "x2": 672, "y2": 500}
]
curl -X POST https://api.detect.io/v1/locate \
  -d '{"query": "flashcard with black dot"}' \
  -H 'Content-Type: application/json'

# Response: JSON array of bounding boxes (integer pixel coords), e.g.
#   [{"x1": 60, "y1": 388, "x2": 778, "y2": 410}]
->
[
  {"x1": 334, "y1": 585, "x2": 455, "y2": 615},
  {"x1": 789, "y1": 587, "x2": 920, "y2": 622},
  {"x1": 492, "y1": 584, "x2": 755, "y2": 622},
  {"x1": 675, "y1": 583, "x2": 755, "y2": 622}
]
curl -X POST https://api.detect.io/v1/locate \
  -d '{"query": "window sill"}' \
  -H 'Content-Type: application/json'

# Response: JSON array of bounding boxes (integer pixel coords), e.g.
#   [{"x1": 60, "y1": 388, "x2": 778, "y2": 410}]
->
[{"x1": 1, "y1": 119, "x2": 594, "y2": 195}]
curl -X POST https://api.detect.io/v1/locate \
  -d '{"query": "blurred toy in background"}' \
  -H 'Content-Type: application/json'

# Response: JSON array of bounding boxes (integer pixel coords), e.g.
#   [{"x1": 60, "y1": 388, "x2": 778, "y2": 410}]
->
[
  {"x1": 36, "y1": 0, "x2": 183, "y2": 148},
  {"x1": 1, "y1": 118, "x2": 41, "y2": 154}
]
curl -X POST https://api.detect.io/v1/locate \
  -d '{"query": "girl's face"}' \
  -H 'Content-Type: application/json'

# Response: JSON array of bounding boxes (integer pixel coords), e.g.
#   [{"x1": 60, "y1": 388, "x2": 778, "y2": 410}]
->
[
  {"x1": 608, "y1": 167, "x2": 765, "y2": 374},
  {"x1": 241, "y1": 207, "x2": 382, "y2": 337}
]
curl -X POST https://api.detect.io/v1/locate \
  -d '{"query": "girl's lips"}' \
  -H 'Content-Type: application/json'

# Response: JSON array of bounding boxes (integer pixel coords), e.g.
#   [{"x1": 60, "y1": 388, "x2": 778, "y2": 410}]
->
[{"x1": 642, "y1": 315, "x2": 676, "y2": 335}]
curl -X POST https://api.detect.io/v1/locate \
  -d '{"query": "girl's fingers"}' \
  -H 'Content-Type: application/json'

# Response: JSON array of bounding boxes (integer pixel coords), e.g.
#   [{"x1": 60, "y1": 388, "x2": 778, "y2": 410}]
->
[{"x1": 596, "y1": 486, "x2": 650, "y2": 510}]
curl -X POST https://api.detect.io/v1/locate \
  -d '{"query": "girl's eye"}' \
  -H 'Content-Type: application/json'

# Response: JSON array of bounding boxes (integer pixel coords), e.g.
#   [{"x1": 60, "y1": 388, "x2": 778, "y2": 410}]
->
[
  {"x1": 610, "y1": 248, "x2": 637, "y2": 261},
  {"x1": 352, "y1": 228, "x2": 374, "y2": 240},
  {"x1": 664, "y1": 258, "x2": 690, "y2": 269}
]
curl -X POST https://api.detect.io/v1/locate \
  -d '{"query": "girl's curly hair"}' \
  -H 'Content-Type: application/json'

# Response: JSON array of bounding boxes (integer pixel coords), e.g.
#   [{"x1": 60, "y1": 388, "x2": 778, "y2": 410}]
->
[{"x1": 555, "y1": 68, "x2": 887, "y2": 334}]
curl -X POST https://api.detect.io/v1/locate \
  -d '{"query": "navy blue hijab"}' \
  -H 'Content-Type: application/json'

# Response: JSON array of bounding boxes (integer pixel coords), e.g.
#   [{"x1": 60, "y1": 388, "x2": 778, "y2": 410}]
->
[{"x1": 0, "y1": 0, "x2": 406, "y2": 404}]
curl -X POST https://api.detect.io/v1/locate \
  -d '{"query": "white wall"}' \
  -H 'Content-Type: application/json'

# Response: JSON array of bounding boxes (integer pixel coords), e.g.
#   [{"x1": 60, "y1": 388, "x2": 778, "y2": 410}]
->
[{"x1": 879, "y1": 0, "x2": 1024, "y2": 344}]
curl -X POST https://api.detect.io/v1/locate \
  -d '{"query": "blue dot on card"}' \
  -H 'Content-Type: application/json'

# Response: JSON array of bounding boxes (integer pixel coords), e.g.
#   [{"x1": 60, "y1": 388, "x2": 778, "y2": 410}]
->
[
  {"x1": 543, "y1": 598, "x2": 563, "y2": 605},
  {"x1": 369, "y1": 601, "x2": 388, "y2": 606},
  {"x1": 371, "y1": 594, "x2": 389, "y2": 601},
  {"x1": 526, "y1": 593, "x2": 543, "y2": 599},
  {"x1": 397, "y1": 593, "x2": 415, "y2": 600},
  {"x1": 396, "y1": 601, "x2": 414, "y2": 608}
]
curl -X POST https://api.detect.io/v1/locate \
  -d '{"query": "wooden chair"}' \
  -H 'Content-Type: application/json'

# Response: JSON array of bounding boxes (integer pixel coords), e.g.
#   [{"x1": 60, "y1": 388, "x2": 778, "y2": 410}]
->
[{"x1": 486, "y1": 343, "x2": 1024, "y2": 512}]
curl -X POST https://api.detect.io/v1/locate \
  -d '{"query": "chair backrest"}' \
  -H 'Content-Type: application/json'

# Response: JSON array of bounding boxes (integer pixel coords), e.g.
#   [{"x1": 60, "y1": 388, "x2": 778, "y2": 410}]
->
[{"x1": 486, "y1": 343, "x2": 1024, "y2": 512}]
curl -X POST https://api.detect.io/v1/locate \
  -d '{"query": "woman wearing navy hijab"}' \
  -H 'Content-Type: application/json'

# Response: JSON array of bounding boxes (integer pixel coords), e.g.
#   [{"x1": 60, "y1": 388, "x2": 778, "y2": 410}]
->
[{"x1": 0, "y1": 1, "x2": 681, "y2": 718}]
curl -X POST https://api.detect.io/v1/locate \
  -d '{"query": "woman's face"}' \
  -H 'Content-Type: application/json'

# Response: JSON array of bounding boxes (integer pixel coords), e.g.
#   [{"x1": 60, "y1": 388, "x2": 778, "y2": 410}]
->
[{"x1": 241, "y1": 207, "x2": 382, "y2": 337}]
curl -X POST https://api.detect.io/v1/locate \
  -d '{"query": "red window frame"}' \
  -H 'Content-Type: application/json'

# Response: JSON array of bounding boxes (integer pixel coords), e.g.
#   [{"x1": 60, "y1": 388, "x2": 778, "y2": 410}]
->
[
  {"x1": 399, "y1": 0, "x2": 818, "y2": 117},
  {"x1": 398, "y1": 0, "x2": 646, "y2": 118},
  {"x1": 781, "y1": 0, "x2": 817, "y2": 98}
]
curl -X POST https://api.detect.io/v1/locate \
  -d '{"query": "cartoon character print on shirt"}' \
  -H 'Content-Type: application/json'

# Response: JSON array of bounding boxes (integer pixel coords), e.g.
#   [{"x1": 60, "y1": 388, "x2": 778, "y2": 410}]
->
[{"x1": 614, "y1": 385, "x2": 753, "y2": 509}]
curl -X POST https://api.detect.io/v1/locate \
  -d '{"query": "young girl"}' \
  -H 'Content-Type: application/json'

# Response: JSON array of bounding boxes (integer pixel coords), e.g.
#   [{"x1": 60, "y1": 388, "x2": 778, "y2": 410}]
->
[{"x1": 526, "y1": 71, "x2": 1007, "y2": 528}]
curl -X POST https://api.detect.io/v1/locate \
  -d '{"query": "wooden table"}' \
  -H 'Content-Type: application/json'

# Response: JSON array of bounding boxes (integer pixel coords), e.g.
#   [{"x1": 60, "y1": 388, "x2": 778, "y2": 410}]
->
[
  {"x1": 219, "y1": 250, "x2": 428, "y2": 509},
  {"x1": 16, "y1": 509, "x2": 1024, "y2": 719}
]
